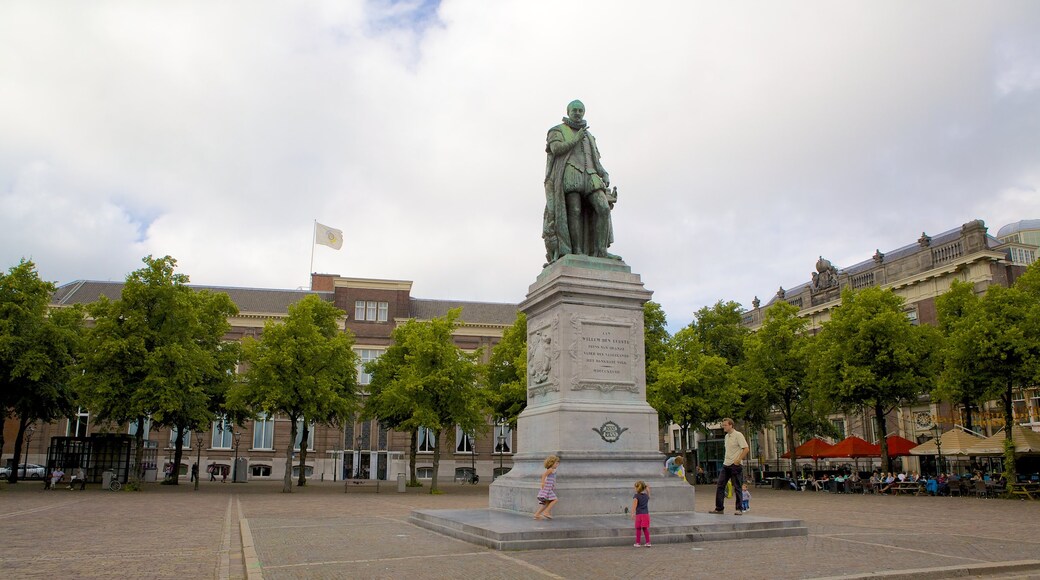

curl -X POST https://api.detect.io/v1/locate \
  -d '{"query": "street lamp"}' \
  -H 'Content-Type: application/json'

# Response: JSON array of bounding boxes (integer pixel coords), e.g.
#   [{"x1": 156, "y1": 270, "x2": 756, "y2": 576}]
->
[
  {"x1": 468, "y1": 434, "x2": 475, "y2": 481},
  {"x1": 497, "y1": 431, "x2": 505, "y2": 480},
  {"x1": 23, "y1": 424, "x2": 36, "y2": 482},
  {"x1": 194, "y1": 432, "x2": 204, "y2": 492},
  {"x1": 355, "y1": 435, "x2": 363, "y2": 479},
  {"x1": 232, "y1": 431, "x2": 243, "y2": 483},
  {"x1": 933, "y1": 423, "x2": 944, "y2": 477}
]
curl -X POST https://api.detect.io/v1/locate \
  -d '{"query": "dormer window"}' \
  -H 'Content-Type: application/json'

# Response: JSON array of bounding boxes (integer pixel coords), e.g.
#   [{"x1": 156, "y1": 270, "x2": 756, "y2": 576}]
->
[{"x1": 354, "y1": 300, "x2": 389, "y2": 322}]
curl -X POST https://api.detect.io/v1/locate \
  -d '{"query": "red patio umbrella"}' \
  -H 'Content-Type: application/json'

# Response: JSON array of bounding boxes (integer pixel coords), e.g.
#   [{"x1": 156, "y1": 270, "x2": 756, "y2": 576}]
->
[
  {"x1": 781, "y1": 437, "x2": 835, "y2": 459},
  {"x1": 818, "y1": 436, "x2": 880, "y2": 458},
  {"x1": 881, "y1": 435, "x2": 918, "y2": 457}
]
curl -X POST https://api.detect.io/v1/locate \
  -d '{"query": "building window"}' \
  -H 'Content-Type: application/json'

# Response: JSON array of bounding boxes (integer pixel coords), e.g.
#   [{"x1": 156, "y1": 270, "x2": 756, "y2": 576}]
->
[
  {"x1": 831, "y1": 419, "x2": 846, "y2": 441},
  {"x1": 251, "y1": 465, "x2": 272, "y2": 477},
  {"x1": 354, "y1": 301, "x2": 389, "y2": 322},
  {"x1": 672, "y1": 430, "x2": 681, "y2": 452},
  {"x1": 253, "y1": 413, "x2": 274, "y2": 450},
  {"x1": 774, "y1": 427, "x2": 785, "y2": 456},
  {"x1": 291, "y1": 465, "x2": 314, "y2": 478},
  {"x1": 170, "y1": 428, "x2": 191, "y2": 449},
  {"x1": 455, "y1": 426, "x2": 473, "y2": 453},
  {"x1": 417, "y1": 466, "x2": 433, "y2": 479},
  {"x1": 293, "y1": 420, "x2": 315, "y2": 451},
  {"x1": 494, "y1": 422, "x2": 512, "y2": 454},
  {"x1": 128, "y1": 418, "x2": 152, "y2": 439},
  {"x1": 356, "y1": 348, "x2": 385, "y2": 385},
  {"x1": 212, "y1": 417, "x2": 233, "y2": 449},
  {"x1": 750, "y1": 431, "x2": 760, "y2": 459},
  {"x1": 905, "y1": 309, "x2": 919, "y2": 325},
  {"x1": 67, "y1": 408, "x2": 89, "y2": 437},
  {"x1": 418, "y1": 426, "x2": 436, "y2": 452}
]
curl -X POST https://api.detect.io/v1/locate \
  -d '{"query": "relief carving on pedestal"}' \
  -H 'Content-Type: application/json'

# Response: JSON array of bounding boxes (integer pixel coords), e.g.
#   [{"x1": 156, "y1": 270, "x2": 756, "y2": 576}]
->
[{"x1": 527, "y1": 315, "x2": 560, "y2": 398}]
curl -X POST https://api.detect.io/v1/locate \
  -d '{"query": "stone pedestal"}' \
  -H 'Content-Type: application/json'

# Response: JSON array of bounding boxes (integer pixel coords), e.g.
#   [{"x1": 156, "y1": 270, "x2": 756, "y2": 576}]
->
[{"x1": 489, "y1": 255, "x2": 694, "y2": 515}]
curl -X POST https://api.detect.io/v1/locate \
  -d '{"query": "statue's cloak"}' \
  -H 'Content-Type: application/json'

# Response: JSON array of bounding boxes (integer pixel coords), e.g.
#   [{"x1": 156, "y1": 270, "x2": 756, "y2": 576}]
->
[{"x1": 541, "y1": 124, "x2": 613, "y2": 264}]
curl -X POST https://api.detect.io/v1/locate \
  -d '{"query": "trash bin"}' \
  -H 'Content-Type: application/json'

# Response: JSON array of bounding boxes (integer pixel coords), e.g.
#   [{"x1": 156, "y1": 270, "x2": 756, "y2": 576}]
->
[
  {"x1": 102, "y1": 470, "x2": 114, "y2": 489},
  {"x1": 397, "y1": 473, "x2": 406, "y2": 493},
  {"x1": 234, "y1": 457, "x2": 249, "y2": 483}
]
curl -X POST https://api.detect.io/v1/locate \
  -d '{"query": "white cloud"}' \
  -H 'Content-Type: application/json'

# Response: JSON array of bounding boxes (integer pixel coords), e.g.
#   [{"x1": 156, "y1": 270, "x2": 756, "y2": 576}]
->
[{"x1": 2, "y1": 0, "x2": 1038, "y2": 331}]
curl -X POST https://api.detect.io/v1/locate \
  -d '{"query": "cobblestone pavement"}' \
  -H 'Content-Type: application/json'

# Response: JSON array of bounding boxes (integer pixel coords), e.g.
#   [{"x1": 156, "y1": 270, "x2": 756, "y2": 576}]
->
[{"x1": 2, "y1": 478, "x2": 1039, "y2": 579}]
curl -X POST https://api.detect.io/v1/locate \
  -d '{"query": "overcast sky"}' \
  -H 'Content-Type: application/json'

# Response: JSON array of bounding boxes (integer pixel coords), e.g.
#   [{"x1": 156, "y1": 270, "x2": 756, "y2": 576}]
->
[{"x1": 2, "y1": 0, "x2": 1039, "y2": 332}]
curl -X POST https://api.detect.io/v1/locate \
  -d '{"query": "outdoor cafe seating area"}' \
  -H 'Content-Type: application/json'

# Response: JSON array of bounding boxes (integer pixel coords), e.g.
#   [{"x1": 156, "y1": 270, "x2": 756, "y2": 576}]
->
[{"x1": 754, "y1": 427, "x2": 1040, "y2": 500}]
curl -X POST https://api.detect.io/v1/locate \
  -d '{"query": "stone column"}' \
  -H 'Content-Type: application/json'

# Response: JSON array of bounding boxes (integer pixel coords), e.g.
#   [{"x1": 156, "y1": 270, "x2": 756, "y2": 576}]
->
[{"x1": 489, "y1": 255, "x2": 694, "y2": 515}]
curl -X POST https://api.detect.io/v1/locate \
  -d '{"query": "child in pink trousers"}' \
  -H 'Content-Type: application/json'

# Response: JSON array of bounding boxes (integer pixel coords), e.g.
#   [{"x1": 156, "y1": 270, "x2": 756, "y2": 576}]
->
[{"x1": 632, "y1": 480, "x2": 651, "y2": 547}]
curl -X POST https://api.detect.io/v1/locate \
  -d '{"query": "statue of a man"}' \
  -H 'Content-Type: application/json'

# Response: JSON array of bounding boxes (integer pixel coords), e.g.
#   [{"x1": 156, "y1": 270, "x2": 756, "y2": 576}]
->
[{"x1": 542, "y1": 100, "x2": 619, "y2": 264}]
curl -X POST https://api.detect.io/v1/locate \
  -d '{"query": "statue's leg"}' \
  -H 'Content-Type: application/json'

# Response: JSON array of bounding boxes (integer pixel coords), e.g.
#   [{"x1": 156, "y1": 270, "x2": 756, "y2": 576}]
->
[
  {"x1": 565, "y1": 192, "x2": 584, "y2": 255},
  {"x1": 588, "y1": 190, "x2": 611, "y2": 257}
]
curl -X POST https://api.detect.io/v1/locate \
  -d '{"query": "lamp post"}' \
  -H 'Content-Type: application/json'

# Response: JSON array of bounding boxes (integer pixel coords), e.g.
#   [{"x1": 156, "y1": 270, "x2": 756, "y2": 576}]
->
[
  {"x1": 933, "y1": 423, "x2": 944, "y2": 477},
  {"x1": 232, "y1": 431, "x2": 243, "y2": 483},
  {"x1": 468, "y1": 434, "x2": 475, "y2": 481},
  {"x1": 497, "y1": 431, "x2": 505, "y2": 480},
  {"x1": 356, "y1": 435, "x2": 363, "y2": 479},
  {"x1": 23, "y1": 424, "x2": 36, "y2": 482},
  {"x1": 194, "y1": 432, "x2": 204, "y2": 491}
]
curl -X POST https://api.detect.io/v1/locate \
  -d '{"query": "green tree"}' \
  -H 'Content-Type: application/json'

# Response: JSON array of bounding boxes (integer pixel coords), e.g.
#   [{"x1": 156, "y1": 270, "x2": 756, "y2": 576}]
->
[
  {"x1": 642, "y1": 301, "x2": 671, "y2": 447},
  {"x1": 692, "y1": 300, "x2": 748, "y2": 366},
  {"x1": 230, "y1": 294, "x2": 359, "y2": 492},
  {"x1": 486, "y1": 311, "x2": 526, "y2": 428},
  {"x1": 77, "y1": 256, "x2": 240, "y2": 485},
  {"x1": 934, "y1": 280, "x2": 987, "y2": 431},
  {"x1": 1, "y1": 260, "x2": 84, "y2": 483},
  {"x1": 742, "y1": 301, "x2": 815, "y2": 470},
  {"x1": 812, "y1": 287, "x2": 940, "y2": 472},
  {"x1": 363, "y1": 309, "x2": 485, "y2": 493},
  {"x1": 648, "y1": 325, "x2": 740, "y2": 469}
]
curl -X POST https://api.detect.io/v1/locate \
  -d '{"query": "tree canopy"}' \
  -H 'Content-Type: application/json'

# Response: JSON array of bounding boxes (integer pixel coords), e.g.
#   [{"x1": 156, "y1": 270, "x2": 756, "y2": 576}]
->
[
  {"x1": 363, "y1": 309, "x2": 485, "y2": 492},
  {"x1": 485, "y1": 311, "x2": 526, "y2": 428},
  {"x1": 812, "y1": 286, "x2": 940, "y2": 471},
  {"x1": 231, "y1": 294, "x2": 359, "y2": 492},
  {"x1": 1, "y1": 260, "x2": 84, "y2": 483},
  {"x1": 77, "y1": 255, "x2": 239, "y2": 484}
]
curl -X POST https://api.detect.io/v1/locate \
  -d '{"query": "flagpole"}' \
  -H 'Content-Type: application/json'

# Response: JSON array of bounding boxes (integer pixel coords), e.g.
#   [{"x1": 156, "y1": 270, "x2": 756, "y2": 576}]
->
[{"x1": 308, "y1": 220, "x2": 316, "y2": 286}]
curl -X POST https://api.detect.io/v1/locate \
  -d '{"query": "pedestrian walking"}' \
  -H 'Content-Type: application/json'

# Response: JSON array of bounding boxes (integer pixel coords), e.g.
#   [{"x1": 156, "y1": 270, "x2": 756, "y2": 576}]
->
[
  {"x1": 190, "y1": 463, "x2": 199, "y2": 483},
  {"x1": 631, "y1": 480, "x2": 651, "y2": 547},
  {"x1": 741, "y1": 483, "x2": 751, "y2": 512},
  {"x1": 709, "y1": 418, "x2": 749, "y2": 515},
  {"x1": 533, "y1": 455, "x2": 560, "y2": 520}
]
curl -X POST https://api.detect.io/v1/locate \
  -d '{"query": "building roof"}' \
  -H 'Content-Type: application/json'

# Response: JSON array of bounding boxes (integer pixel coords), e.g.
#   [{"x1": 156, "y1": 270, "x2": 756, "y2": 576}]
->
[
  {"x1": 410, "y1": 298, "x2": 518, "y2": 326},
  {"x1": 51, "y1": 280, "x2": 331, "y2": 315},
  {"x1": 997, "y1": 219, "x2": 1040, "y2": 238}
]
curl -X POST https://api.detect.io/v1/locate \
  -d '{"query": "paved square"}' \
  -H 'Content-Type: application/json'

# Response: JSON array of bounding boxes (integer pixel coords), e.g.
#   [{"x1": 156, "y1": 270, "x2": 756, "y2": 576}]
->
[{"x1": 2, "y1": 479, "x2": 1038, "y2": 579}]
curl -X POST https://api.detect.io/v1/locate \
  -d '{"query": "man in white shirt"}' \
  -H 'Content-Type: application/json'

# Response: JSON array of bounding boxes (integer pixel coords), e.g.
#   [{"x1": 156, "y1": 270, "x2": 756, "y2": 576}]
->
[{"x1": 709, "y1": 418, "x2": 749, "y2": 515}]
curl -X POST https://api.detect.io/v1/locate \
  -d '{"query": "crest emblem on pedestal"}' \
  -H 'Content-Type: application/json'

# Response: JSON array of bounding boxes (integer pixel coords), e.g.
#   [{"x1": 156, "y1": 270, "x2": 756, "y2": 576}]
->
[{"x1": 592, "y1": 420, "x2": 628, "y2": 443}]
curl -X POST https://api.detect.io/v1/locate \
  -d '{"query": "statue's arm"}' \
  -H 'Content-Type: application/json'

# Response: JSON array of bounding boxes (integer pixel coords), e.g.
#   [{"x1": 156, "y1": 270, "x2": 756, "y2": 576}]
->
[{"x1": 547, "y1": 128, "x2": 584, "y2": 155}]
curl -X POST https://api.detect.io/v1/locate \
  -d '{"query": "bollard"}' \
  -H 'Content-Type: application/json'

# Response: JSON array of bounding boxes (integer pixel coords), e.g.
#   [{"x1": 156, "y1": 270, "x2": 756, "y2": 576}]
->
[{"x1": 397, "y1": 473, "x2": 406, "y2": 493}]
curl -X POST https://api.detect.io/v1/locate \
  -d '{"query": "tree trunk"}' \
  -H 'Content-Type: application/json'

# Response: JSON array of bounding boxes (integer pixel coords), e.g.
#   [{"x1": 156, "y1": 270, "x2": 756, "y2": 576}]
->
[
  {"x1": 132, "y1": 416, "x2": 146, "y2": 484},
  {"x1": 408, "y1": 428, "x2": 418, "y2": 486},
  {"x1": 1003, "y1": 380, "x2": 1016, "y2": 479},
  {"x1": 0, "y1": 415, "x2": 6, "y2": 474},
  {"x1": 297, "y1": 421, "x2": 310, "y2": 487},
  {"x1": 171, "y1": 425, "x2": 185, "y2": 485},
  {"x1": 430, "y1": 428, "x2": 443, "y2": 493},
  {"x1": 785, "y1": 422, "x2": 799, "y2": 477},
  {"x1": 283, "y1": 419, "x2": 297, "y2": 493},
  {"x1": 7, "y1": 417, "x2": 28, "y2": 484},
  {"x1": 875, "y1": 404, "x2": 890, "y2": 473}
]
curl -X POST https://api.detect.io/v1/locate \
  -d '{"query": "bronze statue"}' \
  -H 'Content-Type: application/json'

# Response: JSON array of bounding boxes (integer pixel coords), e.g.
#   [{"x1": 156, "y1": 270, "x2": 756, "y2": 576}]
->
[{"x1": 542, "y1": 100, "x2": 619, "y2": 264}]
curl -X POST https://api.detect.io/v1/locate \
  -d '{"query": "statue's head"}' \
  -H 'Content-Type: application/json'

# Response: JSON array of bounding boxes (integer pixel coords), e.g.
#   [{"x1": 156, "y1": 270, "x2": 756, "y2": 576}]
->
[{"x1": 567, "y1": 100, "x2": 585, "y2": 122}]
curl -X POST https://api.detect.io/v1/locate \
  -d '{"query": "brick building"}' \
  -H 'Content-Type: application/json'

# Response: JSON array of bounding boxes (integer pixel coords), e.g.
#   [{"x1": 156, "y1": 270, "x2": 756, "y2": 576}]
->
[{"x1": 4, "y1": 273, "x2": 519, "y2": 484}]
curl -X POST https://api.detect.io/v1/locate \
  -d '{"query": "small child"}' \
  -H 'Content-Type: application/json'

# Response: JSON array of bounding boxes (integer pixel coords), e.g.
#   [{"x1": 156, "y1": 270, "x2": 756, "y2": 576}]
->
[
  {"x1": 632, "y1": 480, "x2": 651, "y2": 547},
  {"x1": 533, "y1": 455, "x2": 560, "y2": 520},
  {"x1": 741, "y1": 483, "x2": 751, "y2": 512},
  {"x1": 664, "y1": 455, "x2": 686, "y2": 482}
]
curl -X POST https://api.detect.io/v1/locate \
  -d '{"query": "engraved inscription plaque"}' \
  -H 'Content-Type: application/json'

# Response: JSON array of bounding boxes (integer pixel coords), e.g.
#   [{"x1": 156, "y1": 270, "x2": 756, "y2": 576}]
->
[{"x1": 574, "y1": 320, "x2": 637, "y2": 392}]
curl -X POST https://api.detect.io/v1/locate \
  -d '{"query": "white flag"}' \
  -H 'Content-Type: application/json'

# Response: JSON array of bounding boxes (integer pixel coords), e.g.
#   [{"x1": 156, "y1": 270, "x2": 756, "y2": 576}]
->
[{"x1": 315, "y1": 222, "x2": 343, "y2": 250}]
